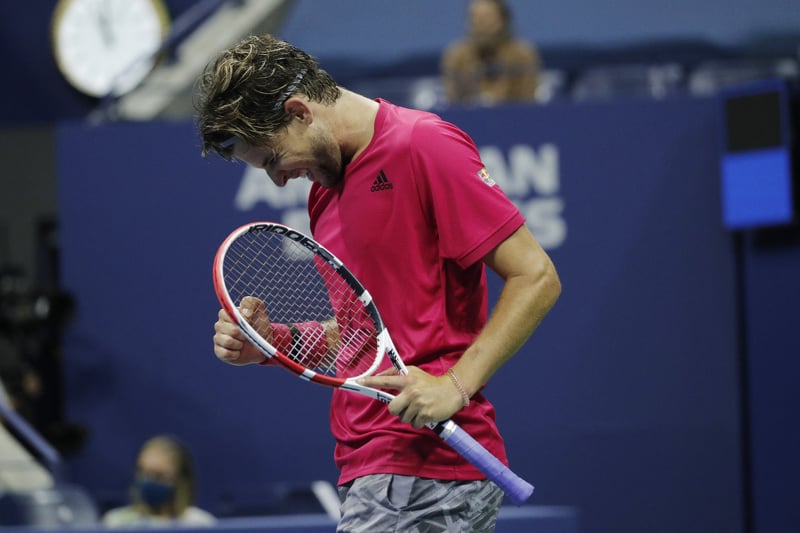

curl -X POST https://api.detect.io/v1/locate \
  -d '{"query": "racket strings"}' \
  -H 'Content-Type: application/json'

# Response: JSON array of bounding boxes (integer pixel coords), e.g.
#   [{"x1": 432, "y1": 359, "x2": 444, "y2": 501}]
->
[{"x1": 223, "y1": 232, "x2": 380, "y2": 378}]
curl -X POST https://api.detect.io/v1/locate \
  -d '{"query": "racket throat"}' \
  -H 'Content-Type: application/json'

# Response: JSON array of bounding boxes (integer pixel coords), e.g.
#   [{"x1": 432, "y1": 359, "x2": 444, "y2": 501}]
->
[{"x1": 432, "y1": 420, "x2": 457, "y2": 440}]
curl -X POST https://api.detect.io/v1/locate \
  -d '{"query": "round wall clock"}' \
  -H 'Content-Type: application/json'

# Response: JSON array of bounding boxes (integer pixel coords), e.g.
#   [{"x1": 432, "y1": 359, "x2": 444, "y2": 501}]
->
[{"x1": 51, "y1": 0, "x2": 171, "y2": 97}]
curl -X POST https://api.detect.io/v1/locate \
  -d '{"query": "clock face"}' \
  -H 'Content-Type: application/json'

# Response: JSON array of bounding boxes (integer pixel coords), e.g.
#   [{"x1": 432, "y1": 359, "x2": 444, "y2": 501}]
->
[{"x1": 52, "y1": 0, "x2": 170, "y2": 97}]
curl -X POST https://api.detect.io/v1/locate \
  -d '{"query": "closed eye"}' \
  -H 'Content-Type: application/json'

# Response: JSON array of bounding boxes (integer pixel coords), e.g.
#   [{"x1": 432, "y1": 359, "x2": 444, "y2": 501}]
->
[{"x1": 261, "y1": 154, "x2": 276, "y2": 169}]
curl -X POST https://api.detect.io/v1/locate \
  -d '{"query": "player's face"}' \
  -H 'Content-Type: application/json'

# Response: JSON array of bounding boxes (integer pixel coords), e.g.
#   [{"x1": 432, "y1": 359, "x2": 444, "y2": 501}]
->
[
  {"x1": 469, "y1": 0, "x2": 505, "y2": 40},
  {"x1": 234, "y1": 121, "x2": 344, "y2": 189},
  {"x1": 136, "y1": 445, "x2": 177, "y2": 486}
]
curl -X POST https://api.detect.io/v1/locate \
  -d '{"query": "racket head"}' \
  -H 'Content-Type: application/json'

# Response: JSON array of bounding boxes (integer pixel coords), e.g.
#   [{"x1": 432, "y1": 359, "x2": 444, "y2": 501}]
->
[{"x1": 213, "y1": 222, "x2": 392, "y2": 386}]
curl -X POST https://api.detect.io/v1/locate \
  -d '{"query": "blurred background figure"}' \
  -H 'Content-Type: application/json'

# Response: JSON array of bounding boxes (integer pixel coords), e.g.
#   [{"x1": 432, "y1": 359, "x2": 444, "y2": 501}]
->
[
  {"x1": 102, "y1": 435, "x2": 215, "y2": 528},
  {"x1": 441, "y1": 0, "x2": 541, "y2": 106},
  {"x1": 0, "y1": 258, "x2": 85, "y2": 457}
]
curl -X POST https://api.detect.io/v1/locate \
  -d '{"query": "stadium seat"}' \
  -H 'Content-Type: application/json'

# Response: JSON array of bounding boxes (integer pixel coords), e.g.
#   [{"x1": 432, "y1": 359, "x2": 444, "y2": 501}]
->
[{"x1": 0, "y1": 484, "x2": 99, "y2": 527}]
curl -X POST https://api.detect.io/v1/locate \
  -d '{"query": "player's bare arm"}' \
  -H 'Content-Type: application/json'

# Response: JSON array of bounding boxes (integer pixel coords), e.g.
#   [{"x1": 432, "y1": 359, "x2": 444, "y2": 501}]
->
[
  {"x1": 361, "y1": 224, "x2": 560, "y2": 423},
  {"x1": 457, "y1": 224, "x2": 561, "y2": 394}
]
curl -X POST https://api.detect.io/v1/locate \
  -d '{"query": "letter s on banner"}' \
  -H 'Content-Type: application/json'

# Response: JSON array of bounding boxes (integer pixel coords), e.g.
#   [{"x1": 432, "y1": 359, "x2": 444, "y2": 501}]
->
[{"x1": 479, "y1": 143, "x2": 566, "y2": 250}]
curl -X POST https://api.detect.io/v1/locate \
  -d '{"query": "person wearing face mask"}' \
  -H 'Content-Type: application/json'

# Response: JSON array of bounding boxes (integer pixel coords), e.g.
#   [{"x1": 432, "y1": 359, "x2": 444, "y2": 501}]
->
[
  {"x1": 102, "y1": 435, "x2": 215, "y2": 527},
  {"x1": 441, "y1": 0, "x2": 541, "y2": 106}
]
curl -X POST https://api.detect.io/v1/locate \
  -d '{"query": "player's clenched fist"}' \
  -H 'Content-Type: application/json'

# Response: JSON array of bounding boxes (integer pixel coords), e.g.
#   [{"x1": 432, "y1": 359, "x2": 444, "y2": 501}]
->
[{"x1": 212, "y1": 296, "x2": 270, "y2": 365}]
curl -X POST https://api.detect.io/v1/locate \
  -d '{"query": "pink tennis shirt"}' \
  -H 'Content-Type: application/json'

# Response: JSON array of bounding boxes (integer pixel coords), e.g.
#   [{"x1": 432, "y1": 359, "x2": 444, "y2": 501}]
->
[{"x1": 309, "y1": 99, "x2": 525, "y2": 486}]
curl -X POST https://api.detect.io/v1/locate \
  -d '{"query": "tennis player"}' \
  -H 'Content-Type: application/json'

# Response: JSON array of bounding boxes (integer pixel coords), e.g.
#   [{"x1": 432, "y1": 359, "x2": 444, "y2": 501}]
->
[{"x1": 198, "y1": 34, "x2": 560, "y2": 531}]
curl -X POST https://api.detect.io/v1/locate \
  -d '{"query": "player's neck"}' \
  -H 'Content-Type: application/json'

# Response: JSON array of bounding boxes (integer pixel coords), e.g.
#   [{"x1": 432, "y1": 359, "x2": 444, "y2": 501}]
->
[{"x1": 333, "y1": 89, "x2": 379, "y2": 162}]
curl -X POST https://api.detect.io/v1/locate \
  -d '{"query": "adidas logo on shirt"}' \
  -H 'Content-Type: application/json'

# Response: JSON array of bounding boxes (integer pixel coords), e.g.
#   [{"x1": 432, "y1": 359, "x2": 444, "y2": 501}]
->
[{"x1": 370, "y1": 170, "x2": 393, "y2": 192}]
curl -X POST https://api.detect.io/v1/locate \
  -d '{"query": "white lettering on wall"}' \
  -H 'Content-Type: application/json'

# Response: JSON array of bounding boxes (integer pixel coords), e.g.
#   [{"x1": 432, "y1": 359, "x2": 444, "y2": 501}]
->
[
  {"x1": 235, "y1": 166, "x2": 311, "y2": 231},
  {"x1": 479, "y1": 143, "x2": 565, "y2": 249},
  {"x1": 235, "y1": 166, "x2": 311, "y2": 210},
  {"x1": 234, "y1": 144, "x2": 565, "y2": 249}
]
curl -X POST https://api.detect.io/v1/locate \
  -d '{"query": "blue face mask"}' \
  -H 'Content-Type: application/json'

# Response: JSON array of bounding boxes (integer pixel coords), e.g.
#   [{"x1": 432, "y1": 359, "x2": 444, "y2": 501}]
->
[{"x1": 134, "y1": 477, "x2": 175, "y2": 508}]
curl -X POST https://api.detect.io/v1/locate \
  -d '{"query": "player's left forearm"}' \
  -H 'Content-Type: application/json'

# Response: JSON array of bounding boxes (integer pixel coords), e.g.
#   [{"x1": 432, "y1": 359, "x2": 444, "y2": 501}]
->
[{"x1": 452, "y1": 255, "x2": 561, "y2": 398}]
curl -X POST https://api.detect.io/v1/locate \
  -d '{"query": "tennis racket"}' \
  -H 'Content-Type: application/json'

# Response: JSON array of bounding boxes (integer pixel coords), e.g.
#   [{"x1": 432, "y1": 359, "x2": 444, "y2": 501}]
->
[{"x1": 212, "y1": 221, "x2": 534, "y2": 505}]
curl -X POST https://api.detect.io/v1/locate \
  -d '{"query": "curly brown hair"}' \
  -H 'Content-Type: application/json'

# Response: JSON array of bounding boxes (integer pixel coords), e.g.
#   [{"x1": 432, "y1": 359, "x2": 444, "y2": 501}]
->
[{"x1": 195, "y1": 34, "x2": 341, "y2": 160}]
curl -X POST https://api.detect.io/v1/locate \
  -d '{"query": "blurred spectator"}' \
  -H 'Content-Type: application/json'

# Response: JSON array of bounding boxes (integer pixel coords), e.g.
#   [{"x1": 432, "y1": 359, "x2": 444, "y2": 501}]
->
[
  {"x1": 102, "y1": 435, "x2": 215, "y2": 528},
  {"x1": 441, "y1": 0, "x2": 541, "y2": 106}
]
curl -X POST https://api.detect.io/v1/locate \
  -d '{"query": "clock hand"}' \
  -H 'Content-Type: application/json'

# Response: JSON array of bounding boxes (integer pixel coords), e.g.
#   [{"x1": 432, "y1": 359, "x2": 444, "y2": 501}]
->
[{"x1": 97, "y1": 2, "x2": 115, "y2": 46}]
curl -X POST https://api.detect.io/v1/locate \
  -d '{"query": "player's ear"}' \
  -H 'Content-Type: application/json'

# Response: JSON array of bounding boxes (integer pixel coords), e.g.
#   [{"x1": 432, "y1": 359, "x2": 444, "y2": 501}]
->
[{"x1": 284, "y1": 97, "x2": 312, "y2": 125}]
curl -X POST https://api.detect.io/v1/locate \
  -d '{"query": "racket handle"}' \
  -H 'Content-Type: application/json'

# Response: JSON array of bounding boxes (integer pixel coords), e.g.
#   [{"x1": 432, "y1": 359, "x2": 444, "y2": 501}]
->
[{"x1": 436, "y1": 421, "x2": 534, "y2": 505}]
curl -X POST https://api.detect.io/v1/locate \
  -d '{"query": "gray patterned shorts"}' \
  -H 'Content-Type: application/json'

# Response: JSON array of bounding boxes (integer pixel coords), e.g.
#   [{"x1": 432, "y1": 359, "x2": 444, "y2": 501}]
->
[{"x1": 337, "y1": 474, "x2": 503, "y2": 532}]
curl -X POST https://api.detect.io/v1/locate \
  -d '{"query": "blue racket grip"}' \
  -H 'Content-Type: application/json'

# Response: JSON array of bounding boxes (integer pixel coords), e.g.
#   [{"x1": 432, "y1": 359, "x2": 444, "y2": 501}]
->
[{"x1": 436, "y1": 420, "x2": 534, "y2": 505}]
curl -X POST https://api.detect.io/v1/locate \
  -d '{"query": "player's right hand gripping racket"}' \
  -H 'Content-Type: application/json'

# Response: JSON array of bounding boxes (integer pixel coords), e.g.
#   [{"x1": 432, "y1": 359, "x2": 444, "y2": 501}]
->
[{"x1": 213, "y1": 221, "x2": 534, "y2": 505}]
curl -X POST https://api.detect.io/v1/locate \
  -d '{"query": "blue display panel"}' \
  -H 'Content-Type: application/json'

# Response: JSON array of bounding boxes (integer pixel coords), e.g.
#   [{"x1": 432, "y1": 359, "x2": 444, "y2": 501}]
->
[{"x1": 719, "y1": 78, "x2": 796, "y2": 229}]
